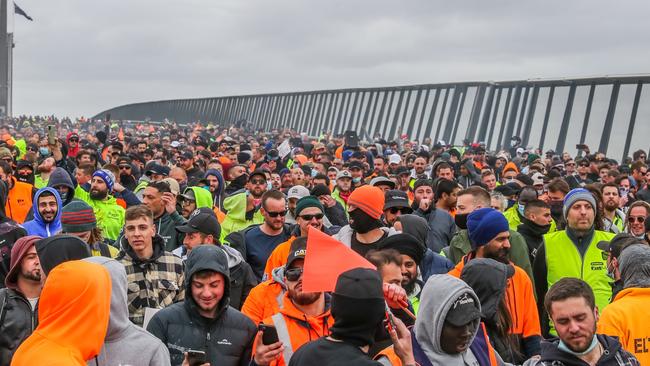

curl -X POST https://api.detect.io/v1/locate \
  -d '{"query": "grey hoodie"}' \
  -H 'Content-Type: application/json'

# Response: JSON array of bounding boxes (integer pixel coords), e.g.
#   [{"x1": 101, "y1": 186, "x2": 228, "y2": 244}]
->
[
  {"x1": 619, "y1": 244, "x2": 650, "y2": 289},
  {"x1": 83, "y1": 256, "x2": 171, "y2": 366},
  {"x1": 415, "y1": 274, "x2": 483, "y2": 366}
]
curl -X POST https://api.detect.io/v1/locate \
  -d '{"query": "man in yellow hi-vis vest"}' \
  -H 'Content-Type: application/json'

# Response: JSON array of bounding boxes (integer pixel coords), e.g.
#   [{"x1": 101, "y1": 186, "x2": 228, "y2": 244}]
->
[{"x1": 533, "y1": 188, "x2": 614, "y2": 337}]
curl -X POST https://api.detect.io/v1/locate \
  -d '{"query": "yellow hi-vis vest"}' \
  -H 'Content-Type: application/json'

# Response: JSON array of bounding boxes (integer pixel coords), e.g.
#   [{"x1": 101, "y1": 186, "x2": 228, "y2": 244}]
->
[{"x1": 544, "y1": 230, "x2": 614, "y2": 334}]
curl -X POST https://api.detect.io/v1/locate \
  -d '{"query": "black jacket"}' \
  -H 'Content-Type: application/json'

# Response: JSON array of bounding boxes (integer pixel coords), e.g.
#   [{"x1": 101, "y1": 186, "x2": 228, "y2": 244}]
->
[
  {"x1": 147, "y1": 245, "x2": 256, "y2": 366},
  {"x1": 517, "y1": 217, "x2": 550, "y2": 264},
  {"x1": 0, "y1": 288, "x2": 37, "y2": 365},
  {"x1": 324, "y1": 201, "x2": 348, "y2": 227},
  {"x1": 536, "y1": 335, "x2": 639, "y2": 366}
]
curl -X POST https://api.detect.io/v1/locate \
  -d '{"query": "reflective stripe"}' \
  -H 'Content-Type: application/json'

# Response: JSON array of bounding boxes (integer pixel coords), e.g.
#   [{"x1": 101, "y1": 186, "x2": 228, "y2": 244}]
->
[
  {"x1": 276, "y1": 289, "x2": 285, "y2": 309},
  {"x1": 271, "y1": 313, "x2": 294, "y2": 362},
  {"x1": 376, "y1": 356, "x2": 392, "y2": 366}
]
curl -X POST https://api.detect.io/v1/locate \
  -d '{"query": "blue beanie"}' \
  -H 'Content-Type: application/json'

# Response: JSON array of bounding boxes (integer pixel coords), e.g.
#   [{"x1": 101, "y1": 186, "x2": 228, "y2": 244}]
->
[
  {"x1": 467, "y1": 208, "x2": 510, "y2": 249},
  {"x1": 342, "y1": 150, "x2": 353, "y2": 162},
  {"x1": 563, "y1": 188, "x2": 596, "y2": 219},
  {"x1": 92, "y1": 169, "x2": 115, "y2": 193}
]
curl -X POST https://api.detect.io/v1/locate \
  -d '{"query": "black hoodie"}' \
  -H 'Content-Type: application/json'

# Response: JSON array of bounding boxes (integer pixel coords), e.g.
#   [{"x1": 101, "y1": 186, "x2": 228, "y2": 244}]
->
[
  {"x1": 35, "y1": 235, "x2": 91, "y2": 275},
  {"x1": 537, "y1": 334, "x2": 639, "y2": 366},
  {"x1": 146, "y1": 245, "x2": 256, "y2": 366}
]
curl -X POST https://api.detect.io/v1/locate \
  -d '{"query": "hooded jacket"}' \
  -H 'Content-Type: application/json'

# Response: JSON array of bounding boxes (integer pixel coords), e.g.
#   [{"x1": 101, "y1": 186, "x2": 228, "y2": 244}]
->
[
  {"x1": 597, "y1": 244, "x2": 650, "y2": 365},
  {"x1": 154, "y1": 210, "x2": 187, "y2": 252},
  {"x1": 147, "y1": 245, "x2": 257, "y2": 366},
  {"x1": 0, "y1": 219, "x2": 27, "y2": 288},
  {"x1": 22, "y1": 187, "x2": 62, "y2": 238},
  {"x1": 117, "y1": 234, "x2": 185, "y2": 326},
  {"x1": 75, "y1": 187, "x2": 125, "y2": 242},
  {"x1": 66, "y1": 132, "x2": 80, "y2": 158},
  {"x1": 399, "y1": 214, "x2": 454, "y2": 282},
  {"x1": 528, "y1": 335, "x2": 640, "y2": 366},
  {"x1": 414, "y1": 274, "x2": 500, "y2": 366},
  {"x1": 83, "y1": 257, "x2": 171, "y2": 366},
  {"x1": 187, "y1": 186, "x2": 214, "y2": 210},
  {"x1": 46, "y1": 167, "x2": 76, "y2": 206},
  {"x1": 11, "y1": 260, "x2": 111, "y2": 366},
  {"x1": 0, "y1": 236, "x2": 40, "y2": 365},
  {"x1": 205, "y1": 169, "x2": 225, "y2": 209},
  {"x1": 412, "y1": 204, "x2": 457, "y2": 253},
  {"x1": 241, "y1": 266, "x2": 286, "y2": 324},
  {"x1": 220, "y1": 190, "x2": 264, "y2": 242},
  {"x1": 36, "y1": 235, "x2": 92, "y2": 276}
]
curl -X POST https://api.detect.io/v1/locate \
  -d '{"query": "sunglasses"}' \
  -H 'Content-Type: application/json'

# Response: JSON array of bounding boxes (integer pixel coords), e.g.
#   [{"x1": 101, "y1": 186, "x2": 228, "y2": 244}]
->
[
  {"x1": 250, "y1": 179, "x2": 266, "y2": 185},
  {"x1": 285, "y1": 267, "x2": 304, "y2": 282},
  {"x1": 69, "y1": 138, "x2": 79, "y2": 142},
  {"x1": 299, "y1": 213, "x2": 324, "y2": 221},
  {"x1": 27, "y1": 148, "x2": 37, "y2": 152},
  {"x1": 566, "y1": 162, "x2": 576, "y2": 166},
  {"x1": 388, "y1": 207, "x2": 408, "y2": 214},
  {"x1": 119, "y1": 165, "x2": 131, "y2": 170},
  {"x1": 266, "y1": 210, "x2": 287, "y2": 218},
  {"x1": 628, "y1": 216, "x2": 646, "y2": 224}
]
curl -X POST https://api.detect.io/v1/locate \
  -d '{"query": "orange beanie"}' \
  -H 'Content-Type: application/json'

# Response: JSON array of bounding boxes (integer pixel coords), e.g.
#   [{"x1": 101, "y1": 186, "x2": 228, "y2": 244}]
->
[{"x1": 348, "y1": 185, "x2": 385, "y2": 220}]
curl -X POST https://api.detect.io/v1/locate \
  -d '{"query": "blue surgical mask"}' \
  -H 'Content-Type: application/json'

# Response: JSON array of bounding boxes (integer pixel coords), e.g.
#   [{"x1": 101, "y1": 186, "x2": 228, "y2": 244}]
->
[
  {"x1": 39, "y1": 147, "x2": 50, "y2": 156},
  {"x1": 558, "y1": 335, "x2": 598, "y2": 356},
  {"x1": 352, "y1": 177, "x2": 361, "y2": 184},
  {"x1": 266, "y1": 181, "x2": 273, "y2": 191},
  {"x1": 517, "y1": 203, "x2": 526, "y2": 216}
]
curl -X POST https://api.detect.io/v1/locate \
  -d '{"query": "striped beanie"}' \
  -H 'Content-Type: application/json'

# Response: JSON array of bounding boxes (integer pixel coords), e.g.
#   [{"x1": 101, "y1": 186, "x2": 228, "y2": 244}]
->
[
  {"x1": 61, "y1": 200, "x2": 97, "y2": 233},
  {"x1": 348, "y1": 185, "x2": 385, "y2": 220},
  {"x1": 563, "y1": 188, "x2": 596, "y2": 219}
]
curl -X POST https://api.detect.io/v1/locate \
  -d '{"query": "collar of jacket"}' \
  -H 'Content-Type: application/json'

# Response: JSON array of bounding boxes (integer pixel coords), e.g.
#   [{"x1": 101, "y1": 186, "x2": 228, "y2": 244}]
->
[{"x1": 122, "y1": 235, "x2": 165, "y2": 264}]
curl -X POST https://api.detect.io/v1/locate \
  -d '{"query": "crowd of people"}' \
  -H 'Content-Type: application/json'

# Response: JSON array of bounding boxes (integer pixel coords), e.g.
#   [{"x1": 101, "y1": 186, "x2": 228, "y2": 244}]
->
[{"x1": 0, "y1": 116, "x2": 648, "y2": 365}]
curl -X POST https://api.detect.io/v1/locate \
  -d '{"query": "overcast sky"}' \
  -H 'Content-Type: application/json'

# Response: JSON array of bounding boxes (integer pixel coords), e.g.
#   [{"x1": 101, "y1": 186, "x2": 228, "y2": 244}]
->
[{"x1": 11, "y1": 0, "x2": 650, "y2": 118}]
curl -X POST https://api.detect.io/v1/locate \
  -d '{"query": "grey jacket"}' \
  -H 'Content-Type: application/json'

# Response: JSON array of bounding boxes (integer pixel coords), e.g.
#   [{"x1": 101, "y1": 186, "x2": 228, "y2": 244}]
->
[{"x1": 83, "y1": 256, "x2": 171, "y2": 366}]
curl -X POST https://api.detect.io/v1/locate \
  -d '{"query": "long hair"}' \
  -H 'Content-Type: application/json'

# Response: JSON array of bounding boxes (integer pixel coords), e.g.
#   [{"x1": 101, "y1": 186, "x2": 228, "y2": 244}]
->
[
  {"x1": 496, "y1": 295, "x2": 522, "y2": 363},
  {"x1": 87, "y1": 227, "x2": 105, "y2": 245}
]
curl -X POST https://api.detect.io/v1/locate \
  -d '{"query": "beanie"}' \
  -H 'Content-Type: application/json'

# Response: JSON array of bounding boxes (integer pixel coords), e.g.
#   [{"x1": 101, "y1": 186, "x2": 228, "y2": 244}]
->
[
  {"x1": 93, "y1": 169, "x2": 115, "y2": 193},
  {"x1": 310, "y1": 183, "x2": 331, "y2": 197},
  {"x1": 563, "y1": 188, "x2": 596, "y2": 219},
  {"x1": 295, "y1": 196, "x2": 324, "y2": 217},
  {"x1": 347, "y1": 185, "x2": 385, "y2": 220},
  {"x1": 61, "y1": 200, "x2": 97, "y2": 233},
  {"x1": 467, "y1": 208, "x2": 510, "y2": 249}
]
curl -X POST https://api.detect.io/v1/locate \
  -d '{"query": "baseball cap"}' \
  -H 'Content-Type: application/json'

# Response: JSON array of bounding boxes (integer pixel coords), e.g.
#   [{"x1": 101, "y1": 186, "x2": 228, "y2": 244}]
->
[
  {"x1": 180, "y1": 151, "x2": 193, "y2": 160},
  {"x1": 445, "y1": 292, "x2": 482, "y2": 327},
  {"x1": 287, "y1": 185, "x2": 310, "y2": 200},
  {"x1": 395, "y1": 166, "x2": 410, "y2": 176},
  {"x1": 336, "y1": 170, "x2": 352, "y2": 180},
  {"x1": 145, "y1": 163, "x2": 170, "y2": 177},
  {"x1": 348, "y1": 161, "x2": 364, "y2": 171},
  {"x1": 116, "y1": 156, "x2": 132, "y2": 167},
  {"x1": 388, "y1": 153, "x2": 401, "y2": 165},
  {"x1": 370, "y1": 176, "x2": 396, "y2": 190},
  {"x1": 596, "y1": 233, "x2": 642, "y2": 259},
  {"x1": 249, "y1": 169, "x2": 267, "y2": 181},
  {"x1": 175, "y1": 208, "x2": 221, "y2": 239},
  {"x1": 171, "y1": 141, "x2": 181, "y2": 148},
  {"x1": 161, "y1": 178, "x2": 180, "y2": 195},
  {"x1": 286, "y1": 238, "x2": 307, "y2": 269},
  {"x1": 180, "y1": 188, "x2": 197, "y2": 201},
  {"x1": 384, "y1": 190, "x2": 411, "y2": 210}
]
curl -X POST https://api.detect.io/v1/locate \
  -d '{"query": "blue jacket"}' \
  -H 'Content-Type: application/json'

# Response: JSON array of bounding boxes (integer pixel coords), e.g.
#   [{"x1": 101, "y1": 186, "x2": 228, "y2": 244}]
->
[
  {"x1": 22, "y1": 187, "x2": 62, "y2": 238},
  {"x1": 420, "y1": 249, "x2": 454, "y2": 282}
]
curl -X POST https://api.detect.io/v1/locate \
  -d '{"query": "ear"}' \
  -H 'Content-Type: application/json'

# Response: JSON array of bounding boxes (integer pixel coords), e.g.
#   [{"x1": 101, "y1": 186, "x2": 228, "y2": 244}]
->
[{"x1": 594, "y1": 306, "x2": 600, "y2": 322}]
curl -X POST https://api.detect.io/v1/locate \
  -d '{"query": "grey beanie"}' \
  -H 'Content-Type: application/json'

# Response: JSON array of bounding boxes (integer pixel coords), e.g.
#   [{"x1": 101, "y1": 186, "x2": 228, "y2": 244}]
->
[
  {"x1": 619, "y1": 244, "x2": 650, "y2": 289},
  {"x1": 563, "y1": 188, "x2": 596, "y2": 219}
]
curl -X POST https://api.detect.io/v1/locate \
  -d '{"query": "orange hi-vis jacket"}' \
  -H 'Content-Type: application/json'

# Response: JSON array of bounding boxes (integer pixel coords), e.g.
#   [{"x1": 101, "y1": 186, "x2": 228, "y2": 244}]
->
[
  {"x1": 11, "y1": 260, "x2": 111, "y2": 366},
  {"x1": 5, "y1": 177, "x2": 34, "y2": 223},
  {"x1": 263, "y1": 236, "x2": 296, "y2": 280},
  {"x1": 448, "y1": 255, "x2": 541, "y2": 344},
  {"x1": 256, "y1": 292, "x2": 333, "y2": 366},
  {"x1": 598, "y1": 287, "x2": 650, "y2": 365},
  {"x1": 241, "y1": 269, "x2": 286, "y2": 325}
]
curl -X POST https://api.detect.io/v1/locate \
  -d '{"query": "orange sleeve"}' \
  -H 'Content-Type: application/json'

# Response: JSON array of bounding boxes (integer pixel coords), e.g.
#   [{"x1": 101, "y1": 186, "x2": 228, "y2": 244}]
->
[
  {"x1": 241, "y1": 283, "x2": 266, "y2": 325},
  {"x1": 263, "y1": 239, "x2": 293, "y2": 280},
  {"x1": 516, "y1": 270, "x2": 542, "y2": 337}
]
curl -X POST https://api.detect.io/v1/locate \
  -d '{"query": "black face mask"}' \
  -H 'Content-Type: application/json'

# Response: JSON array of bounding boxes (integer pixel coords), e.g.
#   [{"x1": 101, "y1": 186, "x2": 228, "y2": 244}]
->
[
  {"x1": 349, "y1": 209, "x2": 381, "y2": 234},
  {"x1": 15, "y1": 173, "x2": 34, "y2": 185},
  {"x1": 549, "y1": 201, "x2": 564, "y2": 219},
  {"x1": 521, "y1": 216, "x2": 552, "y2": 235},
  {"x1": 455, "y1": 213, "x2": 468, "y2": 230},
  {"x1": 231, "y1": 173, "x2": 248, "y2": 189}
]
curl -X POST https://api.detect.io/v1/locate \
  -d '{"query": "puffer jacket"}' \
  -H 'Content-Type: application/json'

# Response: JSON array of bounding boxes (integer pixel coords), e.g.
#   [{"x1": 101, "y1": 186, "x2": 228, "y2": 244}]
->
[{"x1": 147, "y1": 245, "x2": 257, "y2": 366}]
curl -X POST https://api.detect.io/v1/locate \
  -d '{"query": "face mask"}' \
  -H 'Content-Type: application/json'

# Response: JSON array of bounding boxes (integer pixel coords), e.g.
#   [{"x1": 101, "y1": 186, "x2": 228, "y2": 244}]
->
[
  {"x1": 232, "y1": 173, "x2": 248, "y2": 188},
  {"x1": 549, "y1": 201, "x2": 564, "y2": 218},
  {"x1": 517, "y1": 203, "x2": 526, "y2": 216},
  {"x1": 455, "y1": 213, "x2": 468, "y2": 230},
  {"x1": 349, "y1": 209, "x2": 381, "y2": 234},
  {"x1": 558, "y1": 334, "x2": 598, "y2": 356},
  {"x1": 58, "y1": 191, "x2": 68, "y2": 202},
  {"x1": 39, "y1": 147, "x2": 50, "y2": 156},
  {"x1": 352, "y1": 177, "x2": 361, "y2": 184},
  {"x1": 507, "y1": 199, "x2": 516, "y2": 209},
  {"x1": 15, "y1": 172, "x2": 34, "y2": 185},
  {"x1": 311, "y1": 169, "x2": 318, "y2": 178},
  {"x1": 266, "y1": 181, "x2": 273, "y2": 191}
]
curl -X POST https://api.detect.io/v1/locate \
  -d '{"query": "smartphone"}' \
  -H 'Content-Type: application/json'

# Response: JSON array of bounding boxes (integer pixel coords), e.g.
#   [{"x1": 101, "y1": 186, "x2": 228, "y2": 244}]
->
[
  {"x1": 259, "y1": 324, "x2": 279, "y2": 345},
  {"x1": 187, "y1": 350, "x2": 206, "y2": 366},
  {"x1": 47, "y1": 125, "x2": 56, "y2": 145}
]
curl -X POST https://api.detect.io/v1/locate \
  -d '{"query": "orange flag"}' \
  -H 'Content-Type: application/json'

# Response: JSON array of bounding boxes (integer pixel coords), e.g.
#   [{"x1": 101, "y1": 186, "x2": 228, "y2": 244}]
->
[{"x1": 302, "y1": 227, "x2": 376, "y2": 293}]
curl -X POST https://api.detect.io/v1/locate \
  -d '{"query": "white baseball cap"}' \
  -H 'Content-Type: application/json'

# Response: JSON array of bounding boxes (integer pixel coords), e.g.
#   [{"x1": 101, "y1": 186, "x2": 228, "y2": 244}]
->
[
  {"x1": 389, "y1": 153, "x2": 402, "y2": 165},
  {"x1": 287, "y1": 185, "x2": 310, "y2": 200}
]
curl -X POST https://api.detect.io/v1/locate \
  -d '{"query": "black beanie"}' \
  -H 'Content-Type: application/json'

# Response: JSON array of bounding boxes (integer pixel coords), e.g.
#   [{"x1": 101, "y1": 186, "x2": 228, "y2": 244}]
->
[
  {"x1": 310, "y1": 183, "x2": 331, "y2": 197},
  {"x1": 36, "y1": 235, "x2": 92, "y2": 275},
  {"x1": 330, "y1": 268, "x2": 386, "y2": 347}
]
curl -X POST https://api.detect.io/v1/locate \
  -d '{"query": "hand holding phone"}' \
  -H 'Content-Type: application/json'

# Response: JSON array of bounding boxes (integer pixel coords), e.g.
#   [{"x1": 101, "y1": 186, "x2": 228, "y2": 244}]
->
[
  {"x1": 259, "y1": 324, "x2": 279, "y2": 345},
  {"x1": 185, "y1": 350, "x2": 207, "y2": 366},
  {"x1": 47, "y1": 125, "x2": 57, "y2": 146}
]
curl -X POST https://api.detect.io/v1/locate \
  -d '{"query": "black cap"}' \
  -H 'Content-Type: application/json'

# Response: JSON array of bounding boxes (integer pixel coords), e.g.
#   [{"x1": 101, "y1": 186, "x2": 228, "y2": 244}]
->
[
  {"x1": 494, "y1": 182, "x2": 521, "y2": 197},
  {"x1": 395, "y1": 166, "x2": 410, "y2": 176},
  {"x1": 249, "y1": 169, "x2": 267, "y2": 181},
  {"x1": 180, "y1": 151, "x2": 193, "y2": 160},
  {"x1": 116, "y1": 155, "x2": 132, "y2": 166},
  {"x1": 348, "y1": 161, "x2": 365, "y2": 171},
  {"x1": 175, "y1": 207, "x2": 221, "y2": 239},
  {"x1": 16, "y1": 160, "x2": 33, "y2": 171},
  {"x1": 146, "y1": 163, "x2": 170, "y2": 177},
  {"x1": 311, "y1": 183, "x2": 331, "y2": 197},
  {"x1": 286, "y1": 237, "x2": 307, "y2": 269},
  {"x1": 384, "y1": 190, "x2": 411, "y2": 210},
  {"x1": 596, "y1": 233, "x2": 642, "y2": 259},
  {"x1": 445, "y1": 292, "x2": 482, "y2": 327}
]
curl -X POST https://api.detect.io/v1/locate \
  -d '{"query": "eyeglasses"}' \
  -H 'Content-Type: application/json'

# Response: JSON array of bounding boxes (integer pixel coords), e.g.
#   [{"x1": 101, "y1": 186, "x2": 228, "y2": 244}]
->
[
  {"x1": 250, "y1": 179, "x2": 266, "y2": 185},
  {"x1": 266, "y1": 210, "x2": 287, "y2": 217},
  {"x1": 285, "y1": 267, "x2": 304, "y2": 282},
  {"x1": 299, "y1": 213, "x2": 324, "y2": 221},
  {"x1": 119, "y1": 165, "x2": 131, "y2": 170},
  {"x1": 628, "y1": 216, "x2": 646, "y2": 223},
  {"x1": 181, "y1": 200, "x2": 195, "y2": 207}
]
